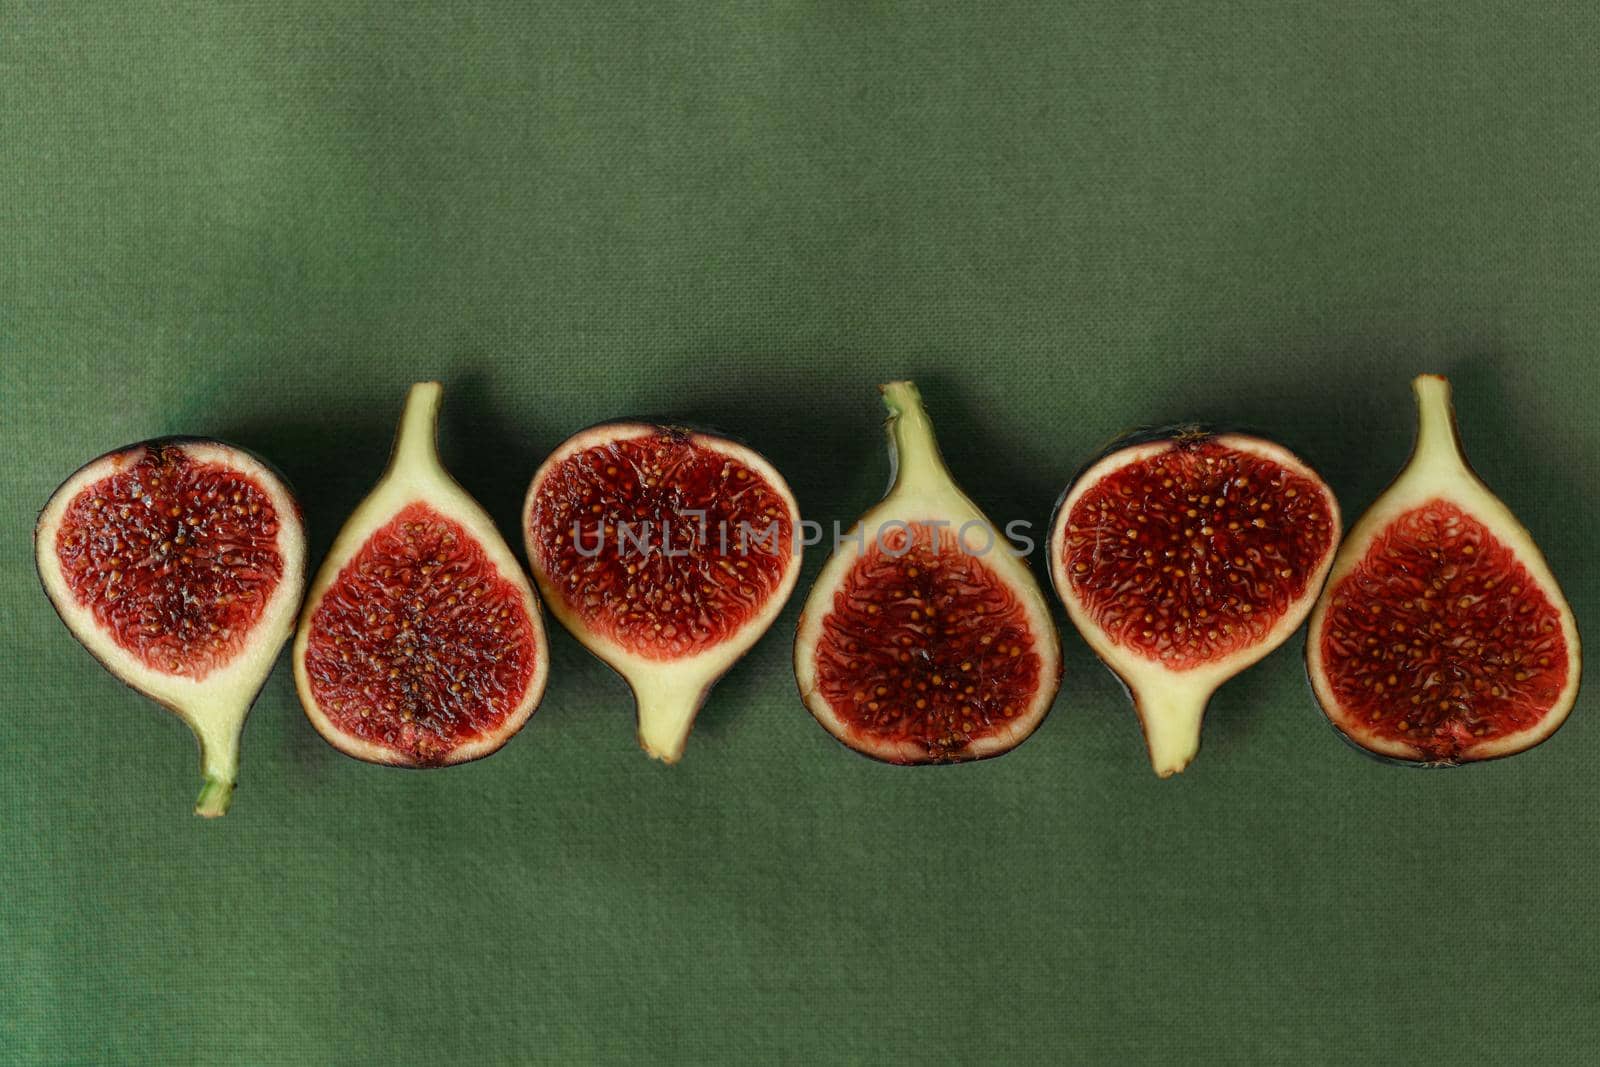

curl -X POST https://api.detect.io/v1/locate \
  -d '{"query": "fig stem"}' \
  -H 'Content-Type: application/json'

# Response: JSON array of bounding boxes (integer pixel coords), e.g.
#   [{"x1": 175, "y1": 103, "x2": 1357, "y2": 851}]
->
[
  {"x1": 191, "y1": 712, "x2": 244, "y2": 818},
  {"x1": 1410, "y1": 374, "x2": 1463, "y2": 473},
  {"x1": 194, "y1": 776, "x2": 235, "y2": 819},
  {"x1": 880, "y1": 380, "x2": 956, "y2": 498},
  {"x1": 392, "y1": 381, "x2": 446, "y2": 477},
  {"x1": 633, "y1": 678, "x2": 705, "y2": 765},
  {"x1": 1136, "y1": 686, "x2": 1209, "y2": 778}
]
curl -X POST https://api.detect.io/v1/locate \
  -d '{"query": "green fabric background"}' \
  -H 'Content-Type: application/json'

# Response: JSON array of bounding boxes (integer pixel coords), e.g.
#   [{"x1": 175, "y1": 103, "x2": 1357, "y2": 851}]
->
[{"x1": 4, "y1": 2, "x2": 1598, "y2": 1063}]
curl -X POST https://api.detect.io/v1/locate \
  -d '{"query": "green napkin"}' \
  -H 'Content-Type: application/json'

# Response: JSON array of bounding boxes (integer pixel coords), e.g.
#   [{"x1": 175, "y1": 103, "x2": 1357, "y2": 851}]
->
[{"x1": 4, "y1": 3, "x2": 1596, "y2": 1063}]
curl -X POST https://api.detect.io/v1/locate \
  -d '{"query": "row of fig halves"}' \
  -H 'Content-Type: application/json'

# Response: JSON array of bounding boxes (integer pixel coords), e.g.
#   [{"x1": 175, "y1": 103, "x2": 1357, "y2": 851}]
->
[{"x1": 34, "y1": 376, "x2": 1578, "y2": 816}]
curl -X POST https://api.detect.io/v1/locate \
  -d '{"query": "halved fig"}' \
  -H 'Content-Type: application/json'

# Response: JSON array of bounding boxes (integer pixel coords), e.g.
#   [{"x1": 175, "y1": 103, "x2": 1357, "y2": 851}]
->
[
  {"x1": 35, "y1": 438, "x2": 306, "y2": 816},
  {"x1": 1307, "y1": 375, "x2": 1580, "y2": 764},
  {"x1": 1049, "y1": 430, "x2": 1340, "y2": 776},
  {"x1": 294, "y1": 383, "x2": 548, "y2": 766},
  {"x1": 523, "y1": 422, "x2": 802, "y2": 763},
  {"x1": 794, "y1": 382, "x2": 1061, "y2": 763}
]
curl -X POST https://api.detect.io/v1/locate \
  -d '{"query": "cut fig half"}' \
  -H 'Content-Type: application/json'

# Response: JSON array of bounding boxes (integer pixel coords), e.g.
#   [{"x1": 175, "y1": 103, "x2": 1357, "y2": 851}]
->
[
  {"x1": 294, "y1": 383, "x2": 549, "y2": 767},
  {"x1": 794, "y1": 381, "x2": 1062, "y2": 764},
  {"x1": 1049, "y1": 430, "x2": 1341, "y2": 776},
  {"x1": 1307, "y1": 375, "x2": 1580, "y2": 764},
  {"x1": 35, "y1": 438, "x2": 306, "y2": 816},
  {"x1": 523, "y1": 422, "x2": 802, "y2": 763}
]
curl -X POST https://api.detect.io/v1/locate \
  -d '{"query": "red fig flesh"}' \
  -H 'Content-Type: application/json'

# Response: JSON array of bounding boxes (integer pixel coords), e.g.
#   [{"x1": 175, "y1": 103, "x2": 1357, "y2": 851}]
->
[
  {"x1": 524, "y1": 424, "x2": 802, "y2": 762},
  {"x1": 795, "y1": 382, "x2": 1062, "y2": 763},
  {"x1": 1307, "y1": 375, "x2": 1580, "y2": 763},
  {"x1": 35, "y1": 438, "x2": 307, "y2": 816},
  {"x1": 294, "y1": 383, "x2": 549, "y2": 766},
  {"x1": 1050, "y1": 433, "x2": 1340, "y2": 775}
]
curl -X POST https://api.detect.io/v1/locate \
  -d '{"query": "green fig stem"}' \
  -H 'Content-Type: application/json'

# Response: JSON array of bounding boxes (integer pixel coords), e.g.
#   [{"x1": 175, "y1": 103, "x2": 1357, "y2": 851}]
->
[
  {"x1": 392, "y1": 381, "x2": 446, "y2": 476},
  {"x1": 194, "y1": 776, "x2": 235, "y2": 818},
  {"x1": 1410, "y1": 374, "x2": 1463, "y2": 475},
  {"x1": 191, "y1": 710, "x2": 245, "y2": 818},
  {"x1": 880, "y1": 380, "x2": 956, "y2": 498}
]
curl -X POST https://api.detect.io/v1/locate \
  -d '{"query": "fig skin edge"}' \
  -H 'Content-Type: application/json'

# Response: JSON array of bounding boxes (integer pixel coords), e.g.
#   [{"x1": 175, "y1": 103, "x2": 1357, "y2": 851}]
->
[
  {"x1": 522, "y1": 422, "x2": 804, "y2": 764},
  {"x1": 793, "y1": 381, "x2": 1063, "y2": 764},
  {"x1": 34, "y1": 438, "x2": 308, "y2": 817},
  {"x1": 1047, "y1": 432, "x2": 1341, "y2": 778},
  {"x1": 292, "y1": 382, "x2": 550, "y2": 767},
  {"x1": 1305, "y1": 374, "x2": 1582, "y2": 765}
]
